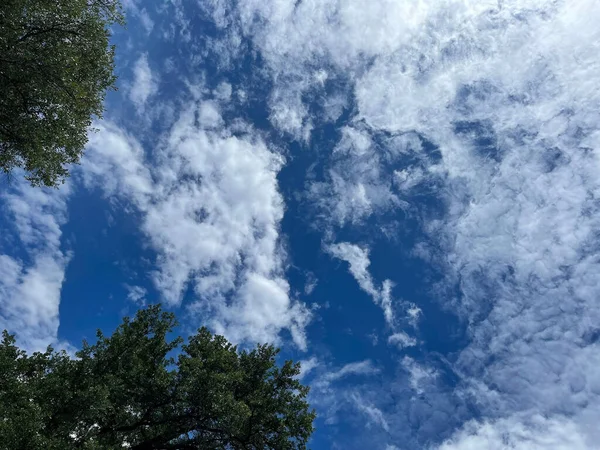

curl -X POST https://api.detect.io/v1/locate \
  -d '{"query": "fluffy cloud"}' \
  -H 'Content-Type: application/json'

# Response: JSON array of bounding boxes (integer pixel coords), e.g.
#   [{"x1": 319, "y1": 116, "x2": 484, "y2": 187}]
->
[
  {"x1": 438, "y1": 414, "x2": 592, "y2": 450},
  {"x1": 83, "y1": 101, "x2": 310, "y2": 348},
  {"x1": 0, "y1": 180, "x2": 71, "y2": 352}
]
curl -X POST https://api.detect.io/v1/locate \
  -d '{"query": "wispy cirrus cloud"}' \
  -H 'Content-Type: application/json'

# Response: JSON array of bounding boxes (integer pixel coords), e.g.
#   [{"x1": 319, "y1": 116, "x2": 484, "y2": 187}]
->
[
  {"x1": 318, "y1": 360, "x2": 380, "y2": 386},
  {"x1": 350, "y1": 393, "x2": 390, "y2": 433},
  {"x1": 327, "y1": 242, "x2": 394, "y2": 326},
  {"x1": 129, "y1": 53, "x2": 158, "y2": 113}
]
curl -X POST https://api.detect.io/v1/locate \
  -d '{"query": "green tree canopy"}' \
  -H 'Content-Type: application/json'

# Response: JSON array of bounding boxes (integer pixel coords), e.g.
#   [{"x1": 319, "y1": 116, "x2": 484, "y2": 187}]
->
[
  {"x1": 0, "y1": 305, "x2": 316, "y2": 449},
  {"x1": 0, "y1": 0, "x2": 123, "y2": 187}
]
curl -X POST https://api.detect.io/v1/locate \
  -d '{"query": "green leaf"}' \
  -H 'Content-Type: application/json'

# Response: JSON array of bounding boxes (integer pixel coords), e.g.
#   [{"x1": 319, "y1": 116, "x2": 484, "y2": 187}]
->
[
  {"x1": 0, "y1": 0, "x2": 124, "y2": 187},
  {"x1": 0, "y1": 305, "x2": 316, "y2": 449}
]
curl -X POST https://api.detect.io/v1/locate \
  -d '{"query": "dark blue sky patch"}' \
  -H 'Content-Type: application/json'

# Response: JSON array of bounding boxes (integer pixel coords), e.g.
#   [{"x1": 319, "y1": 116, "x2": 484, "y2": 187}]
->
[
  {"x1": 58, "y1": 189, "x2": 156, "y2": 343},
  {"x1": 453, "y1": 119, "x2": 503, "y2": 163}
]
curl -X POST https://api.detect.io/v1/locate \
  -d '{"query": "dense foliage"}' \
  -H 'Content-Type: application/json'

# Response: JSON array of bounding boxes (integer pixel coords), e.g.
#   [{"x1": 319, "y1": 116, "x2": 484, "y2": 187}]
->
[
  {"x1": 0, "y1": 305, "x2": 316, "y2": 449},
  {"x1": 0, "y1": 0, "x2": 123, "y2": 186}
]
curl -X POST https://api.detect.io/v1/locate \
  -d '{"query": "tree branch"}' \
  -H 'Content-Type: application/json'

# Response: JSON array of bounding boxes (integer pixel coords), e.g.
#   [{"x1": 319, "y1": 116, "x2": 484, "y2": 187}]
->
[{"x1": 18, "y1": 25, "x2": 82, "y2": 43}]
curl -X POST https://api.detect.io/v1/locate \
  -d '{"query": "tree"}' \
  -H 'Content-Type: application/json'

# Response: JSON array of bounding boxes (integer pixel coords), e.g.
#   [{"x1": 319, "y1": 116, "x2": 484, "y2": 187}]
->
[
  {"x1": 0, "y1": 306, "x2": 316, "y2": 449},
  {"x1": 0, "y1": 0, "x2": 124, "y2": 187}
]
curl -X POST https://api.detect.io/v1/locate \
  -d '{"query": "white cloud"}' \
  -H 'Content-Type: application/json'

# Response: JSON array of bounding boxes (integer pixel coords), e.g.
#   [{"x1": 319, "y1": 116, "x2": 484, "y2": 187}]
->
[
  {"x1": 320, "y1": 359, "x2": 380, "y2": 385},
  {"x1": 394, "y1": 168, "x2": 426, "y2": 192},
  {"x1": 83, "y1": 101, "x2": 310, "y2": 348},
  {"x1": 214, "y1": 81, "x2": 232, "y2": 101},
  {"x1": 308, "y1": 126, "x2": 407, "y2": 227},
  {"x1": 438, "y1": 414, "x2": 591, "y2": 450},
  {"x1": 308, "y1": 356, "x2": 461, "y2": 447},
  {"x1": 307, "y1": 359, "x2": 382, "y2": 428},
  {"x1": 129, "y1": 53, "x2": 158, "y2": 111},
  {"x1": 0, "y1": 180, "x2": 71, "y2": 352},
  {"x1": 388, "y1": 331, "x2": 417, "y2": 350},
  {"x1": 122, "y1": 0, "x2": 155, "y2": 35},
  {"x1": 406, "y1": 304, "x2": 422, "y2": 327},
  {"x1": 206, "y1": 0, "x2": 502, "y2": 137},
  {"x1": 210, "y1": 273, "x2": 310, "y2": 349},
  {"x1": 206, "y1": 0, "x2": 600, "y2": 445},
  {"x1": 303, "y1": 272, "x2": 318, "y2": 295},
  {"x1": 298, "y1": 356, "x2": 319, "y2": 379},
  {"x1": 371, "y1": 3, "x2": 600, "y2": 447},
  {"x1": 0, "y1": 0, "x2": 584, "y2": 445},
  {"x1": 269, "y1": 84, "x2": 313, "y2": 141},
  {"x1": 402, "y1": 356, "x2": 438, "y2": 395},
  {"x1": 136, "y1": 9, "x2": 154, "y2": 35},
  {"x1": 328, "y1": 242, "x2": 377, "y2": 298},
  {"x1": 125, "y1": 285, "x2": 147, "y2": 305},
  {"x1": 380, "y1": 280, "x2": 394, "y2": 328},
  {"x1": 350, "y1": 393, "x2": 390, "y2": 432},
  {"x1": 327, "y1": 242, "x2": 394, "y2": 325},
  {"x1": 197, "y1": 101, "x2": 222, "y2": 128},
  {"x1": 82, "y1": 123, "x2": 152, "y2": 199},
  {"x1": 368, "y1": 332, "x2": 379, "y2": 346}
]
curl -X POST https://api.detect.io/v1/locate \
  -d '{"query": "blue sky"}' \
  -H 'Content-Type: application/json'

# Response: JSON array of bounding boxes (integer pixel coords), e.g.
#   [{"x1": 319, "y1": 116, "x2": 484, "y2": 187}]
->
[{"x1": 2, "y1": 0, "x2": 600, "y2": 448}]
